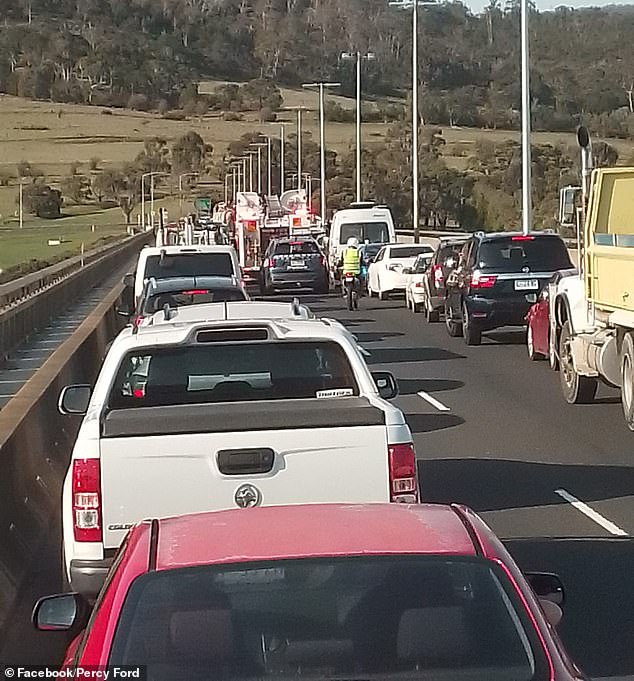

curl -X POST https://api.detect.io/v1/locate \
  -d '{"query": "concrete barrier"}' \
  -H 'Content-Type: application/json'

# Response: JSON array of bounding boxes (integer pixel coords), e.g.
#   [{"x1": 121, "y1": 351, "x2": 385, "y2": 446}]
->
[
  {"x1": 0, "y1": 232, "x2": 152, "y2": 366},
  {"x1": 0, "y1": 276, "x2": 128, "y2": 638}
]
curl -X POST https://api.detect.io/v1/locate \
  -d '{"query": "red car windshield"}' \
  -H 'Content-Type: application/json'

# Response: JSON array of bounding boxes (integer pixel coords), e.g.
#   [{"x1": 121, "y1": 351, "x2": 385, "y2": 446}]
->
[{"x1": 108, "y1": 556, "x2": 548, "y2": 680}]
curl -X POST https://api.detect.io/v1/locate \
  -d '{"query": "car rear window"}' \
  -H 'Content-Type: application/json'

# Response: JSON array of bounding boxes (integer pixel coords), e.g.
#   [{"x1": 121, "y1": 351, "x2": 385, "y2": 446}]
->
[
  {"x1": 477, "y1": 237, "x2": 572, "y2": 273},
  {"x1": 143, "y1": 288, "x2": 247, "y2": 314},
  {"x1": 390, "y1": 246, "x2": 434, "y2": 259},
  {"x1": 341, "y1": 222, "x2": 390, "y2": 243},
  {"x1": 109, "y1": 555, "x2": 547, "y2": 681},
  {"x1": 108, "y1": 341, "x2": 359, "y2": 407},
  {"x1": 144, "y1": 253, "x2": 235, "y2": 279},
  {"x1": 274, "y1": 241, "x2": 319, "y2": 255},
  {"x1": 438, "y1": 243, "x2": 465, "y2": 266}
]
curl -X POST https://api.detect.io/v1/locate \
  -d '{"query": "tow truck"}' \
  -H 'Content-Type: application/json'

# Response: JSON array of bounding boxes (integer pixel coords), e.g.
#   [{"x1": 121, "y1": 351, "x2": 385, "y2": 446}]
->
[{"x1": 550, "y1": 127, "x2": 634, "y2": 429}]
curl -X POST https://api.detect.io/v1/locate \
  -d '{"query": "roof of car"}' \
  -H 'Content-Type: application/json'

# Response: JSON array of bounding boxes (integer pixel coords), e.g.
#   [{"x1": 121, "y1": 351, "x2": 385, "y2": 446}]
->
[
  {"x1": 475, "y1": 231, "x2": 561, "y2": 241},
  {"x1": 141, "y1": 245, "x2": 236, "y2": 256},
  {"x1": 143, "y1": 276, "x2": 241, "y2": 293},
  {"x1": 150, "y1": 503, "x2": 477, "y2": 570}
]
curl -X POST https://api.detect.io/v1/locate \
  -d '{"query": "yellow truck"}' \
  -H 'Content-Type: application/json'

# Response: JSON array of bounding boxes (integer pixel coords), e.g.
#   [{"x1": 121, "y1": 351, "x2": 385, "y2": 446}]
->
[{"x1": 555, "y1": 165, "x2": 634, "y2": 429}]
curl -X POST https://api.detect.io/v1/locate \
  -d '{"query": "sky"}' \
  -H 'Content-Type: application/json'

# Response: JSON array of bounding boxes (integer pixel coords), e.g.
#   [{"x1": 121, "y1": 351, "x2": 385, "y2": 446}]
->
[{"x1": 467, "y1": 0, "x2": 634, "y2": 12}]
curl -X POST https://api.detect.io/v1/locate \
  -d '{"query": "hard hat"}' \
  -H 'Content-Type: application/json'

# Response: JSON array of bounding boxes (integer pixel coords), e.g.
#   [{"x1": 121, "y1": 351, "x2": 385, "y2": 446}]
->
[{"x1": 347, "y1": 237, "x2": 359, "y2": 248}]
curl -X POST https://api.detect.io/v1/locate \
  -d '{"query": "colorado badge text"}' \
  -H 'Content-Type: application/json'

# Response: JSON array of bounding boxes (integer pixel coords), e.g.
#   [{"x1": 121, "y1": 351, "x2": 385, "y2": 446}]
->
[{"x1": 3, "y1": 667, "x2": 146, "y2": 680}]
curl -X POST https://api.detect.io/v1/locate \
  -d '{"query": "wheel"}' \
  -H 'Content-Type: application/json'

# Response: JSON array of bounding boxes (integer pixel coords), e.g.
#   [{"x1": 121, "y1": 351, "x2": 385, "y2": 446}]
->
[
  {"x1": 445, "y1": 302, "x2": 462, "y2": 337},
  {"x1": 426, "y1": 299, "x2": 440, "y2": 323},
  {"x1": 621, "y1": 333, "x2": 634, "y2": 431},
  {"x1": 462, "y1": 303, "x2": 481, "y2": 346},
  {"x1": 559, "y1": 320, "x2": 597, "y2": 404},
  {"x1": 413, "y1": 302, "x2": 422, "y2": 313},
  {"x1": 379, "y1": 289, "x2": 389, "y2": 301},
  {"x1": 527, "y1": 324, "x2": 545, "y2": 361}
]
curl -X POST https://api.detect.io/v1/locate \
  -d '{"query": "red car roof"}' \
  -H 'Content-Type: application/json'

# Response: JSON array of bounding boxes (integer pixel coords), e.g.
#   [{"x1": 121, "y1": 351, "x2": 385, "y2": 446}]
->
[{"x1": 152, "y1": 503, "x2": 477, "y2": 570}]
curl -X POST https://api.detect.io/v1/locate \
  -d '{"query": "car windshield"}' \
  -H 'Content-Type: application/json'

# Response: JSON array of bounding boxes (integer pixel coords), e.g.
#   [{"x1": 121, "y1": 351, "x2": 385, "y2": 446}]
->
[
  {"x1": 144, "y1": 253, "x2": 235, "y2": 279},
  {"x1": 414, "y1": 256, "x2": 431, "y2": 273},
  {"x1": 108, "y1": 556, "x2": 546, "y2": 681},
  {"x1": 477, "y1": 237, "x2": 572, "y2": 273},
  {"x1": 108, "y1": 341, "x2": 359, "y2": 407},
  {"x1": 341, "y1": 222, "x2": 390, "y2": 243},
  {"x1": 274, "y1": 241, "x2": 320, "y2": 255},
  {"x1": 390, "y1": 246, "x2": 434, "y2": 259},
  {"x1": 439, "y1": 243, "x2": 466, "y2": 266},
  {"x1": 143, "y1": 288, "x2": 246, "y2": 314}
]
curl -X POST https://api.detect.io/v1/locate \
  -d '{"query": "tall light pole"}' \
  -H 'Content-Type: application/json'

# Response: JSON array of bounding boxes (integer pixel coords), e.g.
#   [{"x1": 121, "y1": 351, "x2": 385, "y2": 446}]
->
[
  {"x1": 269, "y1": 123, "x2": 286, "y2": 193},
  {"x1": 257, "y1": 135, "x2": 272, "y2": 196},
  {"x1": 19, "y1": 180, "x2": 23, "y2": 229},
  {"x1": 389, "y1": 0, "x2": 438, "y2": 241},
  {"x1": 302, "y1": 81, "x2": 340, "y2": 225},
  {"x1": 341, "y1": 51, "x2": 376, "y2": 202},
  {"x1": 178, "y1": 172, "x2": 198, "y2": 217},
  {"x1": 141, "y1": 171, "x2": 166, "y2": 231},
  {"x1": 520, "y1": 0, "x2": 532, "y2": 235},
  {"x1": 287, "y1": 106, "x2": 308, "y2": 191},
  {"x1": 250, "y1": 143, "x2": 267, "y2": 194},
  {"x1": 224, "y1": 173, "x2": 231, "y2": 204}
]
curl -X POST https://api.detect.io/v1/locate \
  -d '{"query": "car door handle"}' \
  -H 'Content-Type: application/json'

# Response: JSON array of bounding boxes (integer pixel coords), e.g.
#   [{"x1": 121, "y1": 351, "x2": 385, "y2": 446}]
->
[{"x1": 217, "y1": 448, "x2": 275, "y2": 475}]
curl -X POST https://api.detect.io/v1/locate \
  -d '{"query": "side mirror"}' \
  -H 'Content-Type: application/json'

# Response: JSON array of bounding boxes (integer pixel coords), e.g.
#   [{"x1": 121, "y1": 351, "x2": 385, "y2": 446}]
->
[
  {"x1": 525, "y1": 572, "x2": 565, "y2": 606},
  {"x1": 122, "y1": 273, "x2": 135, "y2": 288},
  {"x1": 32, "y1": 593, "x2": 89, "y2": 633},
  {"x1": 372, "y1": 371, "x2": 399, "y2": 400},
  {"x1": 58, "y1": 385, "x2": 92, "y2": 416}
]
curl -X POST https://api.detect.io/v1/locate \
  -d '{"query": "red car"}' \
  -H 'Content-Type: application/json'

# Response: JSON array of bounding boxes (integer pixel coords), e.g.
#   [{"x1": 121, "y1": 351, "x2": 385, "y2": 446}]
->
[
  {"x1": 34, "y1": 503, "x2": 585, "y2": 680},
  {"x1": 526, "y1": 287, "x2": 553, "y2": 364}
]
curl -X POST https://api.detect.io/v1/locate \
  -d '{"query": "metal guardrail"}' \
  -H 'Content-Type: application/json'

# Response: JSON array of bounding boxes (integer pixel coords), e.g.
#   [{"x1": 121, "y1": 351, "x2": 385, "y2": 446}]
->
[{"x1": 0, "y1": 231, "x2": 153, "y2": 363}]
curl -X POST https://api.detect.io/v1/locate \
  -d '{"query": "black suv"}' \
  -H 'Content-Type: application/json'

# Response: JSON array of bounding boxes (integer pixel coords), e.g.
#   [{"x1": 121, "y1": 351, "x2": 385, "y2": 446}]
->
[
  {"x1": 261, "y1": 237, "x2": 329, "y2": 294},
  {"x1": 444, "y1": 232, "x2": 573, "y2": 345}
]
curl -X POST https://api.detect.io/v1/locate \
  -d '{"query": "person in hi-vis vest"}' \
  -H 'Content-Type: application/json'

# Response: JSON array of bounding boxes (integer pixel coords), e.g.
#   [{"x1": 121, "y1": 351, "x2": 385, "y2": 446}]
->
[{"x1": 340, "y1": 237, "x2": 361, "y2": 276}]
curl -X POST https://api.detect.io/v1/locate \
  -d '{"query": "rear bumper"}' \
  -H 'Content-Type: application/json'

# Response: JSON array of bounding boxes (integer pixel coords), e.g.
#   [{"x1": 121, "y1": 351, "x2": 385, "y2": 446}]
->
[
  {"x1": 466, "y1": 296, "x2": 532, "y2": 329},
  {"x1": 268, "y1": 272, "x2": 328, "y2": 289},
  {"x1": 70, "y1": 556, "x2": 115, "y2": 598}
]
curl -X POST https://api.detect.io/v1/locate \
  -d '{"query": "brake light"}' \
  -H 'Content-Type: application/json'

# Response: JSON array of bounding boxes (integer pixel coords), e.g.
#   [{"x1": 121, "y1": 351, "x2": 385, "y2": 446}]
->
[
  {"x1": 263, "y1": 258, "x2": 271, "y2": 268},
  {"x1": 415, "y1": 281, "x2": 425, "y2": 288},
  {"x1": 511, "y1": 235, "x2": 535, "y2": 241},
  {"x1": 181, "y1": 289, "x2": 209, "y2": 295},
  {"x1": 72, "y1": 459, "x2": 102, "y2": 542},
  {"x1": 470, "y1": 274, "x2": 497, "y2": 289},
  {"x1": 388, "y1": 443, "x2": 418, "y2": 503}
]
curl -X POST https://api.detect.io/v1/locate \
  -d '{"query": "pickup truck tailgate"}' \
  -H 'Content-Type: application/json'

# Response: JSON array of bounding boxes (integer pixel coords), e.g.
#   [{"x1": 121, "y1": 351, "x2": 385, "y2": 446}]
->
[{"x1": 99, "y1": 398, "x2": 389, "y2": 549}]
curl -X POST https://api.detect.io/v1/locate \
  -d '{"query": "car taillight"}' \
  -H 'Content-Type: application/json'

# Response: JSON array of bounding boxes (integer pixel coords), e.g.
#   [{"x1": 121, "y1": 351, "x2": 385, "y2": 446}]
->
[
  {"x1": 470, "y1": 274, "x2": 497, "y2": 289},
  {"x1": 388, "y1": 443, "x2": 418, "y2": 503},
  {"x1": 512, "y1": 235, "x2": 534, "y2": 241},
  {"x1": 181, "y1": 289, "x2": 209, "y2": 295},
  {"x1": 263, "y1": 258, "x2": 271, "y2": 268},
  {"x1": 433, "y1": 264, "x2": 444, "y2": 286},
  {"x1": 72, "y1": 459, "x2": 102, "y2": 542},
  {"x1": 415, "y1": 281, "x2": 425, "y2": 288}
]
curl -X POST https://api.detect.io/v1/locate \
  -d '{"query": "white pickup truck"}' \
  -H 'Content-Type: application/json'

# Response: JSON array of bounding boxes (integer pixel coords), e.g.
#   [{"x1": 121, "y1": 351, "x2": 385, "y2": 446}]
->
[{"x1": 58, "y1": 302, "x2": 416, "y2": 597}]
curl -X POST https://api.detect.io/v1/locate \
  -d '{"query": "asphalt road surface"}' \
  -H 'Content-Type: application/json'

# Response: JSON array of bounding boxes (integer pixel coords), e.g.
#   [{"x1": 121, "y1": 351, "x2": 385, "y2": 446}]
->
[{"x1": 2, "y1": 289, "x2": 633, "y2": 679}]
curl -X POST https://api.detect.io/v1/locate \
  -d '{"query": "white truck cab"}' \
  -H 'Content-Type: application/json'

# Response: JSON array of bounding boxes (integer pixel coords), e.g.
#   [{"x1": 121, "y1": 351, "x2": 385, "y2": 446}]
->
[
  {"x1": 328, "y1": 203, "x2": 396, "y2": 270},
  {"x1": 125, "y1": 245, "x2": 241, "y2": 302},
  {"x1": 58, "y1": 303, "x2": 415, "y2": 598}
]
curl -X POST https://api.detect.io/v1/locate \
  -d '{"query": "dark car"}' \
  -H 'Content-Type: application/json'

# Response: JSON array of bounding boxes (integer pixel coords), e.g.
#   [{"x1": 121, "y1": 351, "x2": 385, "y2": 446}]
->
[
  {"x1": 445, "y1": 231, "x2": 573, "y2": 345},
  {"x1": 421, "y1": 237, "x2": 468, "y2": 322},
  {"x1": 119, "y1": 275, "x2": 248, "y2": 327},
  {"x1": 261, "y1": 237, "x2": 329, "y2": 294}
]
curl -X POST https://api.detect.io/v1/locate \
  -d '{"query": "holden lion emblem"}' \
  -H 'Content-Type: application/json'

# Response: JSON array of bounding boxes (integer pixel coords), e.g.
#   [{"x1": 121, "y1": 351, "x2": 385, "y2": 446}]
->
[{"x1": 234, "y1": 483, "x2": 262, "y2": 509}]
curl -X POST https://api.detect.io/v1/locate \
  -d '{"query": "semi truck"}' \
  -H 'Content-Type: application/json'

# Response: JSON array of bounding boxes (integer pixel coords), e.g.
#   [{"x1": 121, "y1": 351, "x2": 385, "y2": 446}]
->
[{"x1": 552, "y1": 130, "x2": 634, "y2": 429}]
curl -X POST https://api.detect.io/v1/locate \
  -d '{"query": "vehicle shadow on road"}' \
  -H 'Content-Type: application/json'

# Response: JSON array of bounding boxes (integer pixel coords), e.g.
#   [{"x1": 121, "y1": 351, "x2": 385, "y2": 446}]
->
[
  {"x1": 353, "y1": 331, "x2": 405, "y2": 343},
  {"x1": 405, "y1": 413, "x2": 466, "y2": 433},
  {"x1": 417, "y1": 457, "x2": 634, "y2": 512},
  {"x1": 397, "y1": 378, "x2": 464, "y2": 394},
  {"x1": 483, "y1": 330, "x2": 527, "y2": 345},
  {"x1": 367, "y1": 347, "x2": 466, "y2": 364}
]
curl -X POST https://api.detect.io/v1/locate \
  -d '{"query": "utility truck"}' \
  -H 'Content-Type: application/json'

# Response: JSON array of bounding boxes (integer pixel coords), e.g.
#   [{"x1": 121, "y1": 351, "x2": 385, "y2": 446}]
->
[{"x1": 552, "y1": 128, "x2": 634, "y2": 429}]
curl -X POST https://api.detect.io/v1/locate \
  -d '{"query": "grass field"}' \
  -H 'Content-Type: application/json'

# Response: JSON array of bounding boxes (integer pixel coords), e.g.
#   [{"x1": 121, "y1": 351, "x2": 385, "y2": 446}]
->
[{"x1": 2, "y1": 89, "x2": 634, "y2": 274}]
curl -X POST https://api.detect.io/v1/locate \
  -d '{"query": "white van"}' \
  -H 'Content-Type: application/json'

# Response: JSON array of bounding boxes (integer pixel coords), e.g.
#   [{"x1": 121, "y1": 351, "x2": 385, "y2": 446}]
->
[
  {"x1": 328, "y1": 203, "x2": 396, "y2": 269},
  {"x1": 126, "y1": 245, "x2": 241, "y2": 302}
]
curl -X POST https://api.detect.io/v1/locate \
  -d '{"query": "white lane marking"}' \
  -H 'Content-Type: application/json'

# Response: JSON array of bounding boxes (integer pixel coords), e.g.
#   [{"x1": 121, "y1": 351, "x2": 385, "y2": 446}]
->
[
  {"x1": 417, "y1": 391, "x2": 451, "y2": 412},
  {"x1": 555, "y1": 488, "x2": 629, "y2": 536}
]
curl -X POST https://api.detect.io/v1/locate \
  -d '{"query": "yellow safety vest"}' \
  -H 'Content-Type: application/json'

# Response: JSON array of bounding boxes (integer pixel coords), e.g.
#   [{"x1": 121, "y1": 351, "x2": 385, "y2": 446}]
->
[{"x1": 342, "y1": 247, "x2": 361, "y2": 275}]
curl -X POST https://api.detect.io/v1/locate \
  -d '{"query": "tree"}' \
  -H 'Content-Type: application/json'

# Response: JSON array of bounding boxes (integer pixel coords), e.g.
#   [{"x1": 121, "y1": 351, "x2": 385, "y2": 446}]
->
[
  {"x1": 172, "y1": 131, "x2": 211, "y2": 174},
  {"x1": 92, "y1": 168, "x2": 139, "y2": 223},
  {"x1": 20, "y1": 184, "x2": 63, "y2": 218},
  {"x1": 61, "y1": 175, "x2": 91, "y2": 203}
]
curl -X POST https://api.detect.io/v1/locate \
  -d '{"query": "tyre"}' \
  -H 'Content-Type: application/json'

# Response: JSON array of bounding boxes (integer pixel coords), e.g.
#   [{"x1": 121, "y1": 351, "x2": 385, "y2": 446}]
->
[
  {"x1": 426, "y1": 300, "x2": 440, "y2": 323},
  {"x1": 379, "y1": 289, "x2": 389, "y2": 301},
  {"x1": 527, "y1": 324, "x2": 545, "y2": 361},
  {"x1": 559, "y1": 320, "x2": 597, "y2": 404},
  {"x1": 413, "y1": 302, "x2": 422, "y2": 313},
  {"x1": 445, "y1": 302, "x2": 462, "y2": 337},
  {"x1": 462, "y1": 304, "x2": 481, "y2": 346},
  {"x1": 620, "y1": 333, "x2": 634, "y2": 431}
]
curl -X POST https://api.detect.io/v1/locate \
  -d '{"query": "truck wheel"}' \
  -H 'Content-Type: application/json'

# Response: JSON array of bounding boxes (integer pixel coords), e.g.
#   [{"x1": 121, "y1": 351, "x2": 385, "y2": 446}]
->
[
  {"x1": 620, "y1": 334, "x2": 634, "y2": 431},
  {"x1": 559, "y1": 320, "x2": 597, "y2": 404}
]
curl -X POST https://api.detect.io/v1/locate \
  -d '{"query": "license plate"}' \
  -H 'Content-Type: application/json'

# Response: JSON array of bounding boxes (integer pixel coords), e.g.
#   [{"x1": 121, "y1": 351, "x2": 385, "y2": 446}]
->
[
  {"x1": 515, "y1": 279, "x2": 539, "y2": 290},
  {"x1": 289, "y1": 258, "x2": 307, "y2": 269}
]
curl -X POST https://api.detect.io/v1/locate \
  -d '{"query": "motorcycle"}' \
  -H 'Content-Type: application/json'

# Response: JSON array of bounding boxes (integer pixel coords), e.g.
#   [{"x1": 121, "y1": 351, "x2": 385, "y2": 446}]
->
[{"x1": 342, "y1": 272, "x2": 360, "y2": 311}]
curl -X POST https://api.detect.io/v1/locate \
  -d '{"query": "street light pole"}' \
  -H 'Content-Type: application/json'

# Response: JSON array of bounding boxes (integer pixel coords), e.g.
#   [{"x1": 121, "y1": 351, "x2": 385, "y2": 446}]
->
[
  {"x1": 302, "y1": 81, "x2": 340, "y2": 225},
  {"x1": 281, "y1": 124, "x2": 285, "y2": 192},
  {"x1": 267, "y1": 136, "x2": 272, "y2": 196},
  {"x1": 520, "y1": 0, "x2": 532, "y2": 235},
  {"x1": 297, "y1": 109, "x2": 302, "y2": 191},
  {"x1": 19, "y1": 181, "x2": 23, "y2": 229}
]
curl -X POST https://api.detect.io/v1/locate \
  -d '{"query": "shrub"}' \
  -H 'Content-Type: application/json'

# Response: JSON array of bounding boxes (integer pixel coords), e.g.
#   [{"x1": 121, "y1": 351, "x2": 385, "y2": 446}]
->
[
  {"x1": 157, "y1": 99, "x2": 170, "y2": 116},
  {"x1": 89, "y1": 157, "x2": 101, "y2": 171},
  {"x1": 222, "y1": 111, "x2": 243, "y2": 122},
  {"x1": 163, "y1": 110, "x2": 187, "y2": 121},
  {"x1": 127, "y1": 93, "x2": 150, "y2": 111},
  {"x1": 259, "y1": 107, "x2": 276, "y2": 122}
]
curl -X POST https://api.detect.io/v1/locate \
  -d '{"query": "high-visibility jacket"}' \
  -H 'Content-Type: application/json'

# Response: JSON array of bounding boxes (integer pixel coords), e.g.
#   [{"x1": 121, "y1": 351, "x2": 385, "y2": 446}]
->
[{"x1": 342, "y1": 247, "x2": 361, "y2": 275}]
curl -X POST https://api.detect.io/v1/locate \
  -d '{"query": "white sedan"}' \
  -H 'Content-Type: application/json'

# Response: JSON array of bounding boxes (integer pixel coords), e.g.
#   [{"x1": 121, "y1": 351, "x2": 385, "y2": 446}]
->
[
  {"x1": 404, "y1": 252, "x2": 433, "y2": 312},
  {"x1": 368, "y1": 244, "x2": 435, "y2": 300}
]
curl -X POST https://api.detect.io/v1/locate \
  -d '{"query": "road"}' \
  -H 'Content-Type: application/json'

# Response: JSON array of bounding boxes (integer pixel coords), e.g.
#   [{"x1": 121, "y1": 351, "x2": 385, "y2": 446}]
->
[{"x1": 2, "y1": 289, "x2": 633, "y2": 679}]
